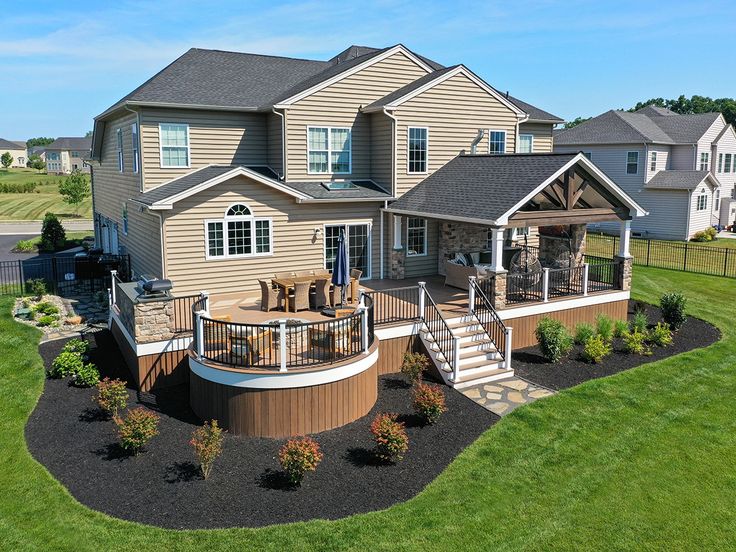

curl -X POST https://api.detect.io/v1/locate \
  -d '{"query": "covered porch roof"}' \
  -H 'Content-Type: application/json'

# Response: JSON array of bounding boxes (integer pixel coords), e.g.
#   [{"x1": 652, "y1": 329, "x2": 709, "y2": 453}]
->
[{"x1": 385, "y1": 152, "x2": 647, "y2": 227}]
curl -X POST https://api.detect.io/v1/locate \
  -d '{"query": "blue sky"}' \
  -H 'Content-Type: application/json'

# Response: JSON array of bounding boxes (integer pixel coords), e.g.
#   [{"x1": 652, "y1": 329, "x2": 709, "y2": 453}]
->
[{"x1": 2, "y1": 0, "x2": 735, "y2": 139}]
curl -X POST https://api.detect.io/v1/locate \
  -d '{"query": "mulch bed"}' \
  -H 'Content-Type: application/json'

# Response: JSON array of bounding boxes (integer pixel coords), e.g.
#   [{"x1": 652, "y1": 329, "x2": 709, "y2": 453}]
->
[
  {"x1": 514, "y1": 301, "x2": 721, "y2": 390},
  {"x1": 26, "y1": 330, "x2": 496, "y2": 530}
]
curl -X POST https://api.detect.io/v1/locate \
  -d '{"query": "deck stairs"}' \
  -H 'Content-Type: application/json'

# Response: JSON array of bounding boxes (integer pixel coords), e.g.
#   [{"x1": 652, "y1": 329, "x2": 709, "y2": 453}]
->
[{"x1": 418, "y1": 296, "x2": 513, "y2": 390}]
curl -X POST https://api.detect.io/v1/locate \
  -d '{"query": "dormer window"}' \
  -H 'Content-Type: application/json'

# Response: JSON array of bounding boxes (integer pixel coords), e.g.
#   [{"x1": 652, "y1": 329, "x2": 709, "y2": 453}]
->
[{"x1": 308, "y1": 127, "x2": 351, "y2": 174}]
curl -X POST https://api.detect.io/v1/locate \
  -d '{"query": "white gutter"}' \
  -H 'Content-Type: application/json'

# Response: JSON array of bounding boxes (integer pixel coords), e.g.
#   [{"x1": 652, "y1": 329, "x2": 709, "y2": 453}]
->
[
  {"x1": 271, "y1": 107, "x2": 287, "y2": 180},
  {"x1": 383, "y1": 108, "x2": 399, "y2": 197}
]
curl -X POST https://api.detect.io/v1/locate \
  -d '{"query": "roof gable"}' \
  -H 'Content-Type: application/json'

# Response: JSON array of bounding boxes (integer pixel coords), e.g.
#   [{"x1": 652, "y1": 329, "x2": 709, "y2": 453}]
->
[{"x1": 0, "y1": 138, "x2": 25, "y2": 150}]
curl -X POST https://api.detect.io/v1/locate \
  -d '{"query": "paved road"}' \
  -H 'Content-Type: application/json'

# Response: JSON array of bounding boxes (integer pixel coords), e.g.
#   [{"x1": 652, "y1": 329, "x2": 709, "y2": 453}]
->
[
  {"x1": 0, "y1": 219, "x2": 93, "y2": 236},
  {"x1": 0, "y1": 234, "x2": 39, "y2": 262}
]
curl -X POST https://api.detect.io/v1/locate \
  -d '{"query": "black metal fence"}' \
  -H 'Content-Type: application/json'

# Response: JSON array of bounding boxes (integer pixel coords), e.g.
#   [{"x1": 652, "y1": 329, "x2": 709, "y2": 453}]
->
[
  {"x1": 0, "y1": 254, "x2": 131, "y2": 297},
  {"x1": 365, "y1": 286, "x2": 420, "y2": 325},
  {"x1": 587, "y1": 233, "x2": 736, "y2": 279}
]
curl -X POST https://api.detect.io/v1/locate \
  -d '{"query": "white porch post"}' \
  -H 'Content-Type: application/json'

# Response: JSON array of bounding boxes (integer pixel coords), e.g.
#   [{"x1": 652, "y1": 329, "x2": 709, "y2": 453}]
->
[
  {"x1": 619, "y1": 220, "x2": 632, "y2": 258},
  {"x1": 542, "y1": 267, "x2": 550, "y2": 303},
  {"x1": 503, "y1": 326, "x2": 513, "y2": 370},
  {"x1": 200, "y1": 289, "x2": 210, "y2": 316},
  {"x1": 418, "y1": 281, "x2": 426, "y2": 319},
  {"x1": 195, "y1": 310, "x2": 205, "y2": 359},
  {"x1": 361, "y1": 307, "x2": 369, "y2": 354},
  {"x1": 452, "y1": 336, "x2": 461, "y2": 383},
  {"x1": 489, "y1": 227, "x2": 506, "y2": 273},
  {"x1": 467, "y1": 275, "x2": 476, "y2": 316},
  {"x1": 110, "y1": 270, "x2": 117, "y2": 307},
  {"x1": 279, "y1": 319, "x2": 288, "y2": 372},
  {"x1": 392, "y1": 214, "x2": 403, "y2": 250},
  {"x1": 582, "y1": 263, "x2": 590, "y2": 296}
]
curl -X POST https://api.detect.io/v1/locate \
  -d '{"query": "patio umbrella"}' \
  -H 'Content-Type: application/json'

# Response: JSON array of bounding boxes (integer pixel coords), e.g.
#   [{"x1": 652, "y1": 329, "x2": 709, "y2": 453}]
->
[{"x1": 331, "y1": 229, "x2": 350, "y2": 306}]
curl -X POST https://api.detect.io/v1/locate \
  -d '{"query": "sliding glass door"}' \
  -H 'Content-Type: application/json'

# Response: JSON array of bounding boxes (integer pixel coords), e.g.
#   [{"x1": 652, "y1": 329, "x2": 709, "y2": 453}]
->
[{"x1": 324, "y1": 223, "x2": 371, "y2": 279}]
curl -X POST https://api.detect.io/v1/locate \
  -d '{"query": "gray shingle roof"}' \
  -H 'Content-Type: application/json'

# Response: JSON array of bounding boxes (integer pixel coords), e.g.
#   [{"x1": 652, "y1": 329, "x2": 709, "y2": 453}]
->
[
  {"x1": 46, "y1": 137, "x2": 92, "y2": 151},
  {"x1": 635, "y1": 105, "x2": 678, "y2": 117},
  {"x1": 387, "y1": 153, "x2": 579, "y2": 222},
  {"x1": 507, "y1": 95, "x2": 563, "y2": 123},
  {"x1": 555, "y1": 109, "x2": 722, "y2": 145},
  {"x1": 134, "y1": 165, "x2": 391, "y2": 207},
  {"x1": 645, "y1": 171, "x2": 715, "y2": 190},
  {"x1": 0, "y1": 138, "x2": 25, "y2": 150}
]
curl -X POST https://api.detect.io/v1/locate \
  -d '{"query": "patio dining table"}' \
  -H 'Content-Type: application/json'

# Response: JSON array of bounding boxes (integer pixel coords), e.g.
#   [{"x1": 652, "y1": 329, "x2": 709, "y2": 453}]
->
[{"x1": 272, "y1": 274, "x2": 359, "y2": 312}]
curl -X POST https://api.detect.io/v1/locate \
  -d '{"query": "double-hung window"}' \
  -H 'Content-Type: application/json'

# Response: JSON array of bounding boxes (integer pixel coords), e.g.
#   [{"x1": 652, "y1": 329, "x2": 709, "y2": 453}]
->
[
  {"x1": 626, "y1": 151, "x2": 639, "y2": 174},
  {"x1": 159, "y1": 123, "x2": 189, "y2": 167},
  {"x1": 131, "y1": 123, "x2": 139, "y2": 173},
  {"x1": 718, "y1": 153, "x2": 724, "y2": 173},
  {"x1": 700, "y1": 152, "x2": 709, "y2": 171},
  {"x1": 650, "y1": 151, "x2": 658, "y2": 172},
  {"x1": 206, "y1": 204, "x2": 272, "y2": 259},
  {"x1": 488, "y1": 130, "x2": 506, "y2": 154},
  {"x1": 408, "y1": 127, "x2": 428, "y2": 173},
  {"x1": 406, "y1": 217, "x2": 427, "y2": 256},
  {"x1": 725, "y1": 154, "x2": 732, "y2": 173},
  {"x1": 308, "y1": 127, "x2": 351, "y2": 174},
  {"x1": 715, "y1": 190, "x2": 721, "y2": 212},
  {"x1": 518, "y1": 134, "x2": 533, "y2": 153},
  {"x1": 116, "y1": 128, "x2": 124, "y2": 172},
  {"x1": 697, "y1": 192, "x2": 708, "y2": 211},
  {"x1": 122, "y1": 206, "x2": 129, "y2": 236}
]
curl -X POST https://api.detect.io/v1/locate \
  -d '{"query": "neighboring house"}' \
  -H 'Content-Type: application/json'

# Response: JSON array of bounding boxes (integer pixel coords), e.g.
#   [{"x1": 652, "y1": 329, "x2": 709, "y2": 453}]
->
[
  {"x1": 555, "y1": 106, "x2": 736, "y2": 239},
  {"x1": 28, "y1": 146, "x2": 47, "y2": 162},
  {"x1": 0, "y1": 138, "x2": 27, "y2": 167},
  {"x1": 45, "y1": 137, "x2": 92, "y2": 174}
]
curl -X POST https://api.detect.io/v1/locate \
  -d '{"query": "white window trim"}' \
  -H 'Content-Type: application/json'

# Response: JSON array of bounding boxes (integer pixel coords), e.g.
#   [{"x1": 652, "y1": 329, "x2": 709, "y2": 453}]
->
[
  {"x1": 131, "y1": 122, "x2": 139, "y2": 174},
  {"x1": 518, "y1": 133, "x2": 534, "y2": 154},
  {"x1": 650, "y1": 150, "x2": 658, "y2": 173},
  {"x1": 488, "y1": 129, "x2": 507, "y2": 154},
  {"x1": 714, "y1": 189, "x2": 721, "y2": 212},
  {"x1": 718, "y1": 153, "x2": 723, "y2": 173},
  {"x1": 696, "y1": 192, "x2": 708, "y2": 211},
  {"x1": 699, "y1": 152, "x2": 709, "y2": 171},
  {"x1": 406, "y1": 126, "x2": 429, "y2": 174},
  {"x1": 322, "y1": 221, "x2": 372, "y2": 279},
  {"x1": 203, "y1": 203, "x2": 273, "y2": 260},
  {"x1": 159, "y1": 123, "x2": 191, "y2": 169},
  {"x1": 116, "y1": 128, "x2": 124, "y2": 173},
  {"x1": 306, "y1": 126, "x2": 352, "y2": 175},
  {"x1": 406, "y1": 217, "x2": 428, "y2": 257},
  {"x1": 626, "y1": 151, "x2": 639, "y2": 175},
  {"x1": 725, "y1": 153, "x2": 732, "y2": 174}
]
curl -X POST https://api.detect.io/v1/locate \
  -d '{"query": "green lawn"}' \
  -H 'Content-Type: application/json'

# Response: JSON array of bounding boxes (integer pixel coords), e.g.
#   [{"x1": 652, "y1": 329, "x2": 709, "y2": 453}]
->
[
  {"x1": 1, "y1": 267, "x2": 735, "y2": 551},
  {"x1": 0, "y1": 168, "x2": 92, "y2": 220}
]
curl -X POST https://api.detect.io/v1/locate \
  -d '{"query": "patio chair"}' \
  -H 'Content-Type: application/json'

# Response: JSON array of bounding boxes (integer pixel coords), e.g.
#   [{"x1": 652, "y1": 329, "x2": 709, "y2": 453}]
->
[
  {"x1": 349, "y1": 268, "x2": 363, "y2": 303},
  {"x1": 314, "y1": 268, "x2": 330, "y2": 276},
  {"x1": 230, "y1": 328, "x2": 273, "y2": 366},
  {"x1": 311, "y1": 278, "x2": 330, "y2": 309},
  {"x1": 330, "y1": 283, "x2": 342, "y2": 307},
  {"x1": 259, "y1": 279, "x2": 284, "y2": 312},
  {"x1": 295, "y1": 270, "x2": 314, "y2": 277},
  {"x1": 288, "y1": 280, "x2": 311, "y2": 312},
  {"x1": 350, "y1": 268, "x2": 362, "y2": 281},
  {"x1": 274, "y1": 272, "x2": 295, "y2": 279}
]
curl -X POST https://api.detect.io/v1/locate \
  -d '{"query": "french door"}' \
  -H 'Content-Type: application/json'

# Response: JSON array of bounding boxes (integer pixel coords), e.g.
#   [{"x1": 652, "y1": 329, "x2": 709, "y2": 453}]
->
[{"x1": 324, "y1": 223, "x2": 371, "y2": 279}]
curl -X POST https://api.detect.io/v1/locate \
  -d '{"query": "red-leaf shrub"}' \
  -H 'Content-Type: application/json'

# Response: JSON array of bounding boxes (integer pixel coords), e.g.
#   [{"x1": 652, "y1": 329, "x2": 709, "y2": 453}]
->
[
  {"x1": 369, "y1": 412, "x2": 409, "y2": 462},
  {"x1": 412, "y1": 383, "x2": 447, "y2": 424},
  {"x1": 115, "y1": 408, "x2": 159, "y2": 454},
  {"x1": 94, "y1": 378, "x2": 128, "y2": 418},
  {"x1": 278, "y1": 436, "x2": 323, "y2": 485},
  {"x1": 400, "y1": 352, "x2": 430, "y2": 384},
  {"x1": 190, "y1": 420, "x2": 225, "y2": 480}
]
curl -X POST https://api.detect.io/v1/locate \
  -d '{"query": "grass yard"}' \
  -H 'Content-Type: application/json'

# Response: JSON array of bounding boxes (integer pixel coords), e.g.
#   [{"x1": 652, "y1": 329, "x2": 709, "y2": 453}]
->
[
  {"x1": 0, "y1": 168, "x2": 92, "y2": 220},
  {"x1": 1, "y1": 267, "x2": 735, "y2": 551}
]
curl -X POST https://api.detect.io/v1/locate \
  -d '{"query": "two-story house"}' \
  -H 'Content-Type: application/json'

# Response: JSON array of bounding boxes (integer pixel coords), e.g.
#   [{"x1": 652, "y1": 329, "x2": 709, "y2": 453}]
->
[
  {"x1": 45, "y1": 137, "x2": 92, "y2": 174},
  {"x1": 554, "y1": 106, "x2": 736, "y2": 239},
  {"x1": 0, "y1": 138, "x2": 27, "y2": 167}
]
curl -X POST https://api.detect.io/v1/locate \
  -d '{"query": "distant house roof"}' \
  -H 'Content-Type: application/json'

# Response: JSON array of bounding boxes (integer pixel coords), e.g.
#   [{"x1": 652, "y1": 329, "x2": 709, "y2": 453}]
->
[
  {"x1": 0, "y1": 138, "x2": 26, "y2": 150},
  {"x1": 507, "y1": 95, "x2": 564, "y2": 123},
  {"x1": 555, "y1": 108, "x2": 722, "y2": 145},
  {"x1": 46, "y1": 137, "x2": 92, "y2": 151},
  {"x1": 386, "y1": 153, "x2": 646, "y2": 225},
  {"x1": 645, "y1": 170, "x2": 719, "y2": 190},
  {"x1": 132, "y1": 165, "x2": 392, "y2": 209}
]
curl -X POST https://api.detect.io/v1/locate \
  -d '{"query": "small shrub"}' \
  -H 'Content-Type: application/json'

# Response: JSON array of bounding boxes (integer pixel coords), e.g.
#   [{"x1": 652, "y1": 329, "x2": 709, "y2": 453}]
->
[
  {"x1": 36, "y1": 314, "x2": 58, "y2": 327},
  {"x1": 623, "y1": 330, "x2": 651, "y2": 356},
  {"x1": 94, "y1": 377, "x2": 128, "y2": 418},
  {"x1": 115, "y1": 408, "x2": 159, "y2": 454},
  {"x1": 14, "y1": 239, "x2": 34, "y2": 252},
  {"x1": 613, "y1": 319, "x2": 628, "y2": 338},
  {"x1": 535, "y1": 317, "x2": 573, "y2": 363},
  {"x1": 278, "y1": 436, "x2": 323, "y2": 486},
  {"x1": 648, "y1": 322, "x2": 673, "y2": 347},
  {"x1": 190, "y1": 420, "x2": 225, "y2": 480},
  {"x1": 691, "y1": 230, "x2": 708, "y2": 242},
  {"x1": 26, "y1": 278, "x2": 47, "y2": 299},
  {"x1": 631, "y1": 311, "x2": 648, "y2": 334},
  {"x1": 706, "y1": 226, "x2": 718, "y2": 240},
  {"x1": 574, "y1": 322, "x2": 595, "y2": 345},
  {"x1": 595, "y1": 314, "x2": 614, "y2": 343},
  {"x1": 660, "y1": 292, "x2": 686, "y2": 331},
  {"x1": 581, "y1": 335, "x2": 612, "y2": 363},
  {"x1": 34, "y1": 301, "x2": 59, "y2": 316},
  {"x1": 400, "y1": 352, "x2": 430, "y2": 384},
  {"x1": 370, "y1": 413, "x2": 409, "y2": 462},
  {"x1": 49, "y1": 351, "x2": 83, "y2": 378},
  {"x1": 39, "y1": 212, "x2": 65, "y2": 251},
  {"x1": 412, "y1": 383, "x2": 447, "y2": 424},
  {"x1": 62, "y1": 338, "x2": 90, "y2": 355},
  {"x1": 70, "y1": 362, "x2": 99, "y2": 387}
]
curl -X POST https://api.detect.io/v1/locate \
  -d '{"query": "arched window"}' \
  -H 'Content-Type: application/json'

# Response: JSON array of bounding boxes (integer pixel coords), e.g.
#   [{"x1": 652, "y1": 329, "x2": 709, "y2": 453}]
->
[{"x1": 206, "y1": 203, "x2": 272, "y2": 259}]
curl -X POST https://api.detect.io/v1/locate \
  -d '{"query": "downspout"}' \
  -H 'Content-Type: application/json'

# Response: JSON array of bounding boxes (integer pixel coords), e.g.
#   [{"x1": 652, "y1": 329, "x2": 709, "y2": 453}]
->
[
  {"x1": 684, "y1": 188, "x2": 692, "y2": 240},
  {"x1": 148, "y1": 208, "x2": 167, "y2": 279},
  {"x1": 272, "y1": 108, "x2": 287, "y2": 180},
  {"x1": 123, "y1": 105, "x2": 143, "y2": 192},
  {"x1": 470, "y1": 129, "x2": 484, "y2": 154},
  {"x1": 382, "y1": 108, "x2": 398, "y2": 197},
  {"x1": 380, "y1": 201, "x2": 386, "y2": 279}
]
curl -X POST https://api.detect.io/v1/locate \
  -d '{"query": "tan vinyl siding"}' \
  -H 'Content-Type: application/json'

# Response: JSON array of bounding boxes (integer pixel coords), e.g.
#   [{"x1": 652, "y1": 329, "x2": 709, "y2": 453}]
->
[
  {"x1": 140, "y1": 108, "x2": 268, "y2": 188},
  {"x1": 404, "y1": 217, "x2": 438, "y2": 277},
  {"x1": 93, "y1": 111, "x2": 162, "y2": 277},
  {"x1": 285, "y1": 51, "x2": 430, "y2": 181},
  {"x1": 519, "y1": 122, "x2": 554, "y2": 153},
  {"x1": 394, "y1": 72, "x2": 519, "y2": 197},
  {"x1": 163, "y1": 174, "x2": 382, "y2": 295},
  {"x1": 370, "y1": 112, "x2": 393, "y2": 190},
  {"x1": 267, "y1": 111, "x2": 284, "y2": 177}
]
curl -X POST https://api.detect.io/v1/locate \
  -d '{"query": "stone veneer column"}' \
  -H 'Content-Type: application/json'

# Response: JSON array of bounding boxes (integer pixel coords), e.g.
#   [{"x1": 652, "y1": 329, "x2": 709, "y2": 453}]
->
[
  {"x1": 569, "y1": 223, "x2": 587, "y2": 265},
  {"x1": 437, "y1": 222, "x2": 491, "y2": 275},
  {"x1": 614, "y1": 255, "x2": 633, "y2": 291},
  {"x1": 134, "y1": 300, "x2": 176, "y2": 343},
  {"x1": 390, "y1": 248, "x2": 406, "y2": 280},
  {"x1": 490, "y1": 271, "x2": 508, "y2": 310}
]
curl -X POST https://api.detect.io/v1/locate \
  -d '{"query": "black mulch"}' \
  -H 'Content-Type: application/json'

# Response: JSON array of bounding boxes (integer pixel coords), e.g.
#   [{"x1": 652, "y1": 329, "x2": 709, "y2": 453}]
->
[
  {"x1": 514, "y1": 301, "x2": 721, "y2": 390},
  {"x1": 26, "y1": 330, "x2": 497, "y2": 530}
]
